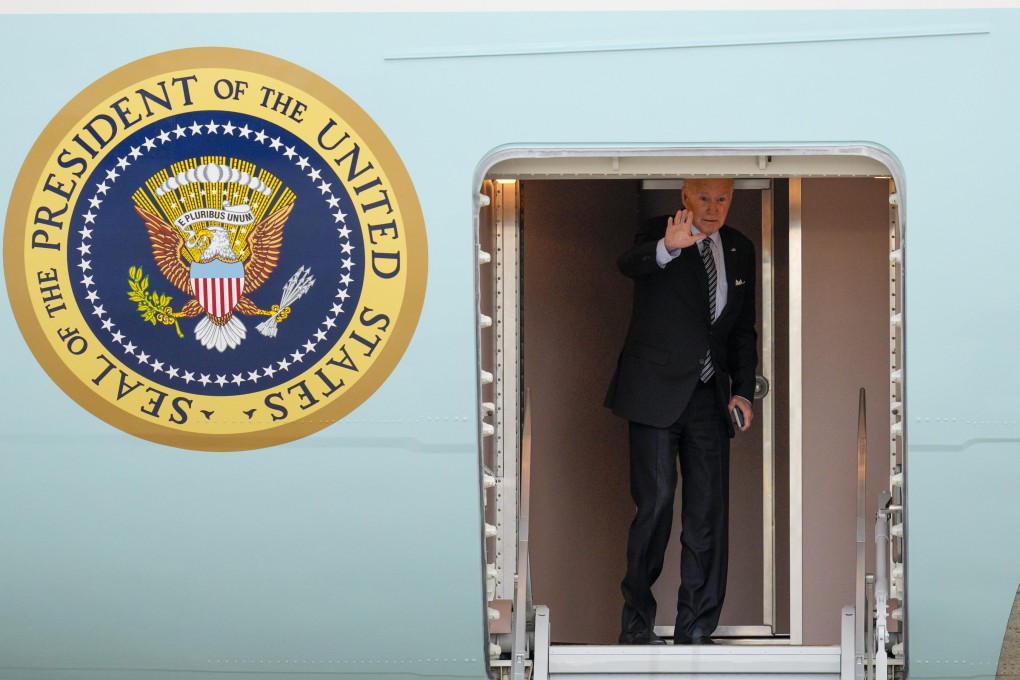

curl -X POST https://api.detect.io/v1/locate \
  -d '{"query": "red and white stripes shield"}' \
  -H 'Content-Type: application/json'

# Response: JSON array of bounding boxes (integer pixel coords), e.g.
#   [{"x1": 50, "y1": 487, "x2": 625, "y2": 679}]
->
[
  {"x1": 189, "y1": 260, "x2": 246, "y2": 317},
  {"x1": 192, "y1": 277, "x2": 243, "y2": 317}
]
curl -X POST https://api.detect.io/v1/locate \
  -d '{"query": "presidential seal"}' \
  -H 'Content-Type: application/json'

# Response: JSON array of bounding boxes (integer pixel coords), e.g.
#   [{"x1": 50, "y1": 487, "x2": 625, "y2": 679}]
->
[{"x1": 4, "y1": 48, "x2": 427, "y2": 451}]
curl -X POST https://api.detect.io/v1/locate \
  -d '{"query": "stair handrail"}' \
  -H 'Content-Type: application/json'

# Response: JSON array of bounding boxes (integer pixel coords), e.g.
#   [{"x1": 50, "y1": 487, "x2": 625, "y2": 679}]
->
[
  {"x1": 857, "y1": 387, "x2": 893, "y2": 680},
  {"x1": 511, "y1": 390, "x2": 534, "y2": 680},
  {"x1": 856, "y1": 388, "x2": 868, "y2": 680}
]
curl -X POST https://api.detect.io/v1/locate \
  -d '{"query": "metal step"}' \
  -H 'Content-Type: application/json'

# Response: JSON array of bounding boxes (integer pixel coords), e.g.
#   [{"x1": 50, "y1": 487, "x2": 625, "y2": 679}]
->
[{"x1": 548, "y1": 644, "x2": 841, "y2": 680}]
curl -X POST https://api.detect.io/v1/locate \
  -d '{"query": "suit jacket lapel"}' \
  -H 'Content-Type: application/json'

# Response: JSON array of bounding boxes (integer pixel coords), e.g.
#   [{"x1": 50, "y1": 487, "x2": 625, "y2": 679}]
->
[{"x1": 717, "y1": 228, "x2": 738, "y2": 322}]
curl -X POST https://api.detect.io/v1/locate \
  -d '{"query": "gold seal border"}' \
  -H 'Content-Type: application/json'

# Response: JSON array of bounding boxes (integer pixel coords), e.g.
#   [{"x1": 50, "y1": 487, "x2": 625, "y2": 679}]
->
[{"x1": 3, "y1": 48, "x2": 428, "y2": 452}]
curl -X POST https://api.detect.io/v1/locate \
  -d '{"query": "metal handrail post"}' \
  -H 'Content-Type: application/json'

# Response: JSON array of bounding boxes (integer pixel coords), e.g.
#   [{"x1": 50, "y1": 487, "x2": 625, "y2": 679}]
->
[
  {"x1": 866, "y1": 575, "x2": 875, "y2": 680},
  {"x1": 875, "y1": 491, "x2": 892, "y2": 680},
  {"x1": 842, "y1": 605, "x2": 856, "y2": 680},
  {"x1": 533, "y1": 605, "x2": 550, "y2": 680}
]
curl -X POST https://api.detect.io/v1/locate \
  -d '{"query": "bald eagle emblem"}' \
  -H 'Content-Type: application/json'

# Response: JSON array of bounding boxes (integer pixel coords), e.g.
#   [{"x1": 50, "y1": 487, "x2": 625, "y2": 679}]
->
[{"x1": 130, "y1": 160, "x2": 314, "y2": 352}]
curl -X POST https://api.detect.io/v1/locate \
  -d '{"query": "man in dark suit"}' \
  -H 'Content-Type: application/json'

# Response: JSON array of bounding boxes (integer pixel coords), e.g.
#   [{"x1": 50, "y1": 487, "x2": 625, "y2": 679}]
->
[{"x1": 605, "y1": 178, "x2": 758, "y2": 646}]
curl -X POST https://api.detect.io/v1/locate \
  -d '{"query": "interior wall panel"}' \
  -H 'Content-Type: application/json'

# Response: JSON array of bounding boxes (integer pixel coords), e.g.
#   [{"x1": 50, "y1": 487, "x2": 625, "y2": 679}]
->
[
  {"x1": 800, "y1": 177, "x2": 892, "y2": 645},
  {"x1": 523, "y1": 179, "x2": 640, "y2": 644}
]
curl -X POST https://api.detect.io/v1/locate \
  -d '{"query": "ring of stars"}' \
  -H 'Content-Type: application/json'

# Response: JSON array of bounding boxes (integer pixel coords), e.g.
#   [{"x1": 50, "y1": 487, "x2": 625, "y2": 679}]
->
[{"x1": 76, "y1": 116, "x2": 359, "y2": 390}]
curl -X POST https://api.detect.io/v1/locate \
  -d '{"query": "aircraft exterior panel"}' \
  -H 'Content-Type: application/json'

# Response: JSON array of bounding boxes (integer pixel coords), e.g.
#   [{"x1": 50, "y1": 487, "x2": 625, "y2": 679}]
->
[{"x1": 0, "y1": 8, "x2": 1018, "y2": 680}]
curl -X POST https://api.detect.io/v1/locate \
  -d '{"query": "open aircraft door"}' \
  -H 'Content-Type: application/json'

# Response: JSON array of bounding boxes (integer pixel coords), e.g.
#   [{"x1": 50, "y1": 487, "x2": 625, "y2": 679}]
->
[{"x1": 475, "y1": 148, "x2": 905, "y2": 661}]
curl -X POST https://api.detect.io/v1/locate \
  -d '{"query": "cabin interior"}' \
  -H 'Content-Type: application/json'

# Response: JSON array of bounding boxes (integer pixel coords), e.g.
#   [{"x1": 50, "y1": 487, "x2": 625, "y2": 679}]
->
[{"x1": 477, "y1": 155, "x2": 904, "y2": 657}]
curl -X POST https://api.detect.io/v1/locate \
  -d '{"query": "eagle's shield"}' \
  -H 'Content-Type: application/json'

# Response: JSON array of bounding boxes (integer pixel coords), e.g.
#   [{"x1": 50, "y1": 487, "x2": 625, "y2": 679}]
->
[{"x1": 190, "y1": 260, "x2": 245, "y2": 317}]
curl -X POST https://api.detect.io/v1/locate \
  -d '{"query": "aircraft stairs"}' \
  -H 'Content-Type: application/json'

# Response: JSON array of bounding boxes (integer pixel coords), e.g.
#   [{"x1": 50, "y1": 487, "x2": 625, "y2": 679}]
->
[
  {"x1": 537, "y1": 639, "x2": 842, "y2": 680},
  {"x1": 491, "y1": 611, "x2": 908, "y2": 680},
  {"x1": 487, "y1": 604, "x2": 896, "y2": 680}
]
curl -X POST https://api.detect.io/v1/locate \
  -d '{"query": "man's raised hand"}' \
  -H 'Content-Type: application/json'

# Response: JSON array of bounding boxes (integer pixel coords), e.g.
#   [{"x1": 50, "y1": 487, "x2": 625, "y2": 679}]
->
[{"x1": 663, "y1": 208, "x2": 705, "y2": 251}]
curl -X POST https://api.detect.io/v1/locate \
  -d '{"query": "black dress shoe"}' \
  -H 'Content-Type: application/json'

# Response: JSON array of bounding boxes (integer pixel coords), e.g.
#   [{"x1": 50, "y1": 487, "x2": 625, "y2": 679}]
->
[
  {"x1": 619, "y1": 630, "x2": 667, "y2": 645},
  {"x1": 675, "y1": 632, "x2": 716, "y2": 645}
]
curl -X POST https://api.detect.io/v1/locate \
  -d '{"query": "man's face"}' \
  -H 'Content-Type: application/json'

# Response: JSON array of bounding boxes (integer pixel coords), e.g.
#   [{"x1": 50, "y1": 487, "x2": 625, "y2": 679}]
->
[{"x1": 681, "y1": 179, "x2": 733, "y2": 234}]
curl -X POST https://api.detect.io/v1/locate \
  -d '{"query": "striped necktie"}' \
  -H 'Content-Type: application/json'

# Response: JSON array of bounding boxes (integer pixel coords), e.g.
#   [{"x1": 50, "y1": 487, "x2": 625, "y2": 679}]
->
[{"x1": 700, "y1": 238, "x2": 716, "y2": 383}]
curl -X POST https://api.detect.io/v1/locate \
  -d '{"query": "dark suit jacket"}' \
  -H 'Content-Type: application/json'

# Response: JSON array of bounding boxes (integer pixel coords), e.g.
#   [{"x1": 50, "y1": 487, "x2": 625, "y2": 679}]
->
[{"x1": 605, "y1": 216, "x2": 758, "y2": 433}]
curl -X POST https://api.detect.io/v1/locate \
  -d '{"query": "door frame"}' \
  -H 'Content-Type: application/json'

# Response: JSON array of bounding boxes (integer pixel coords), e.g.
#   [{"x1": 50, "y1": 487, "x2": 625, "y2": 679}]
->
[{"x1": 475, "y1": 144, "x2": 907, "y2": 647}]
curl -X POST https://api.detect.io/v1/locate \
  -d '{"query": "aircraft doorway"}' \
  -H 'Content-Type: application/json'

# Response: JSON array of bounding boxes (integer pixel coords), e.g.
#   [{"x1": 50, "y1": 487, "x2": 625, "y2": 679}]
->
[
  {"x1": 509, "y1": 178, "x2": 785, "y2": 643},
  {"x1": 477, "y1": 153, "x2": 904, "y2": 650}
]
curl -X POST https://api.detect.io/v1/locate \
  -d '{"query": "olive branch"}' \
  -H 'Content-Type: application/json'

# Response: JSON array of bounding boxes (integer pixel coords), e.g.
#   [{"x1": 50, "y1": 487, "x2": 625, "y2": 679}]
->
[{"x1": 127, "y1": 266, "x2": 184, "y2": 338}]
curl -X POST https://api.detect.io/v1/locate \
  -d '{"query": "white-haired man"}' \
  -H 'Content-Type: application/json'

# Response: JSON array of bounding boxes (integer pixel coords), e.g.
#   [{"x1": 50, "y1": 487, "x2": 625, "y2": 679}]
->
[{"x1": 605, "y1": 178, "x2": 758, "y2": 645}]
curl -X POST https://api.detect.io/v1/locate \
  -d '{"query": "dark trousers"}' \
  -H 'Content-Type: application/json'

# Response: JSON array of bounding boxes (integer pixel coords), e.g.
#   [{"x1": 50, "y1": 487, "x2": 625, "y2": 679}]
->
[{"x1": 620, "y1": 381, "x2": 730, "y2": 640}]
